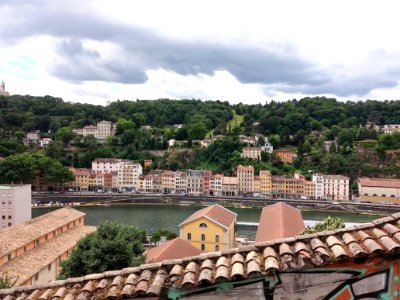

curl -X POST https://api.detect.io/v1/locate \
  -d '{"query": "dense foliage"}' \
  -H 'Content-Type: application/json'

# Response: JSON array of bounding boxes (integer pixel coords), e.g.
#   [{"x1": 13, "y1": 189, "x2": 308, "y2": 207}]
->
[
  {"x1": 0, "y1": 272, "x2": 16, "y2": 289},
  {"x1": 59, "y1": 221, "x2": 146, "y2": 278},
  {"x1": 150, "y1": 228, "x2": 178, "y2": 245},
  {"x1": 0, "y1": 94, "x2": 400, "y2": 181},
  {"x1": 300, "y1": 216, "x2": 345, "y2": 235}
]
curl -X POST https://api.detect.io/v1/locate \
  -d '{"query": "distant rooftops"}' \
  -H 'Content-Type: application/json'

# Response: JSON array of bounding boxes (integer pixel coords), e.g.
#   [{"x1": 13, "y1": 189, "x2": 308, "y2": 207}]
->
[{"x1": 358, "y1": 177, "x2": 400, "y2": 189}]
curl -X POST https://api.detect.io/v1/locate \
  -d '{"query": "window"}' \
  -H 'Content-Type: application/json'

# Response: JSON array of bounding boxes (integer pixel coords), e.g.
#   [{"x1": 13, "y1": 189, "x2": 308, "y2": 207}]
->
[
  {"x1": 199, "y1": 223, "x2": 208, "y2": 228},
  {"x1": 35, "y1": 239, "x2": 39, "y2": 247},
  {"x1": 24, "y1": 246, "x2": 27, "y2": 252},
  {"x1": 215, "y1": 235, "x2": 220, "y2": 243},
  {"x1": 201, "y1": 244, "x2": 205, "y2": 251},
  {"x1": 7, "y1": 254, "x2": 11, "y2": 261},
  {"x1": 8, "y1": 216, "x2": 11, "y2": 219},
  {"x1": 201, "y1": 234, "x2": 205, "y2": 241},
  {"x1": 215, "y1": 245, "x2": 220, "y2": 251},
  {"x1": 187, "y1": 233, "x2": 192, "y2": 240},
  {"x1": 34, "y1": 273, "x2": 39, "y2": 281}
]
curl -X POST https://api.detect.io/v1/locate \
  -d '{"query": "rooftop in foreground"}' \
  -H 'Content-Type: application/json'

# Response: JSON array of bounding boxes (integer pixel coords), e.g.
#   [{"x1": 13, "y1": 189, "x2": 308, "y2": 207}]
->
[{"x1": 2, "y1": 212, "x2": 400, "y2": 299}]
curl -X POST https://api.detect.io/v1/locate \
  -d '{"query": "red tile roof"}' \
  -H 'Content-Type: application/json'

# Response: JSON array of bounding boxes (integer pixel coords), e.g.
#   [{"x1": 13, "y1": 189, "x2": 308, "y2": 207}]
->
[
  {"x1": 255, "y1": 202, "x2": 305, "y2": 243},
  {"x1": 358, "y1": 177, "x2": 400, "y2": 188},
  {"x1": 145, "y1": 238, "x2": 200, "y2": 263},
  {"x1": 179, "y1": 204, "x2": 237, "y2": 229},
  {"x1": 3, "y1": 213, "x2": 400, "y2": 299}
]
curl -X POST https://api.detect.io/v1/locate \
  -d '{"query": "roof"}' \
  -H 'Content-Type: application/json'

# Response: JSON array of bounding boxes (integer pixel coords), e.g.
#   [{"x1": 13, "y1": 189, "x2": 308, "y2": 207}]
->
[
  {"x1": 0, "y1": 207, "x2": 85, "y2": 257},
  {"x1": 179, "y1": 205, "x2": 237, "y2": 229},
  {"x1": 255, "y1": 202, "x2": 305, "y2": 243},
  {"x1": 93, "y1": 158, "x2": 119, "y2": 163},
  {"x1": 3, "y1": 212, "x2": 400, "y2": 299},
  {"x1": 0, "y1": 226, "x2": 96, "y2": 286},
  {"x1": 145, "y1": 238, "x2": 200, "y2": 263},
  {"x1": 324, "y1": 174, "x2": 349, "y2": 180},
  {"x1": 237, "y1": 165, "x2": 254, "y2": 171},
  {"x1": 358, "y1": 177, "x2": 400, "y2": 189},
  {"x1": 71, "y1": 168, "x2": 91, "y2": 177}
]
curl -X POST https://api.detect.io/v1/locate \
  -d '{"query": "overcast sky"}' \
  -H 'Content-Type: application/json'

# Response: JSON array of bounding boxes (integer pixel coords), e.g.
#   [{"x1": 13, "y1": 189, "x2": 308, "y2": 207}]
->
[{"x1": 1, "y1": 0, "x2": 400, "y2": 105}]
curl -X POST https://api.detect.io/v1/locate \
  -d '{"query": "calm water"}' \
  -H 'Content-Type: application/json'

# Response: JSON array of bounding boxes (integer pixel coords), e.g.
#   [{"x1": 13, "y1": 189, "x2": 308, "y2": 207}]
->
[{"x1": 32, "y1": 204, "x2": 383, "y2": 238}]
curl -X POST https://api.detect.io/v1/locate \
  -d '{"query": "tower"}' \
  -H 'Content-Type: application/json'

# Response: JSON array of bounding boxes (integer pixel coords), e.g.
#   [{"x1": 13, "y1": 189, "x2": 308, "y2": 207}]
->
[{"x1": 0, "y1": 80, "x2": 9, "y2": 96}]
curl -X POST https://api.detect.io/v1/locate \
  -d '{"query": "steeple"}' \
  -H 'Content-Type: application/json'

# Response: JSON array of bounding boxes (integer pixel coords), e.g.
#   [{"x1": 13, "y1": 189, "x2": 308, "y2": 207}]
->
[{"x1": 0, "y1": 80, "x2": 9, "y2": 96}]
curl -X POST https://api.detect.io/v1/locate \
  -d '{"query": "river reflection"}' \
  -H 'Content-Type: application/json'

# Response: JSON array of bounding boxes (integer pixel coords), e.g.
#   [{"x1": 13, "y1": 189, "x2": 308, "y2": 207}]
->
[{"x1": 32, "y1": 204, "x2": 383, "y2": 239}]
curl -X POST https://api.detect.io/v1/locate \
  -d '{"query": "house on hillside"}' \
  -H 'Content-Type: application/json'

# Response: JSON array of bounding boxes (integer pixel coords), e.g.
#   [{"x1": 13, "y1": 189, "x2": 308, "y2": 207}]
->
[{"x1": 179, "y1": 204, "x2": 237, "y2": 252}]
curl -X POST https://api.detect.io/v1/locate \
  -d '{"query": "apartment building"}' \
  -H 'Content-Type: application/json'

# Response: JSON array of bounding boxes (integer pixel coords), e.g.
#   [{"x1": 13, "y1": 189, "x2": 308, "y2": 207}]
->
[
  {"x1": 271, "y1": 176, "x2": 305, "y2": 198},
  {"x1": 92, "y1": 158, "x2": 120, "y2": 173},
  {"x1": 0, "y1": 207, "x2": 95, "y2": 286},
  {"x1": 161, "y1": 171, "x2": 176, "y2": 193},
  {"x1": 241, "y1": 147, "x2": 262, "y2": 161},
  {"x1": 222, "y1": 177, "x2": 238, "y2": 196},
  {"x1": 274, "y1": 149, "x2": 295, "y2": 164},
  {"x1": 0, "y1": 185, "x2": 31, "y2": 228},
  {"x1": 253, "y1": 176, "x2": 260, "y2": 192},
  {"x1": 209, "y1": 174, "x2": 223, "y2": 196},
  {"x1": 237, "y1": 165, "x2": 254, "y2": 194},
  {"x1": 73, "y1": 120, "x2": 117, "y2": 140},
  {"x1": 259, "y1": 170, "x2": 272, "y2": 196},
  {"x1": 117, "y1": 160, "x2": 142, "y2": 192},
  {"x1": 175, "y1": 172, "x2": 187, "y2": 194},
  {"x1": 69, "y1": 168, "x2": 91, "y2": 191},
  {"x1": 187, "y1": 170, "x2": 204, "y2": 195},
  {"x1": 313, "y1": 174, "x2": 350, "y2": 201}
]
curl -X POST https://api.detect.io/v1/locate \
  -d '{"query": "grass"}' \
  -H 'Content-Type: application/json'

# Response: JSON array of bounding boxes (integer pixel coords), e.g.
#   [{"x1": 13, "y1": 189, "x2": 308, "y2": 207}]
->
[{"x1": 205, "y1": 110, "x2": 244, "y2": 138}]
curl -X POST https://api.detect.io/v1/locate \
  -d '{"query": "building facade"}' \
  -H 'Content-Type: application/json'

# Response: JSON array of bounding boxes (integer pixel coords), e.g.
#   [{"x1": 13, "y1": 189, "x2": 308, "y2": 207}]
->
[
  {"x1": 274, "y1": 149, "x2": 295, "y2": 164},
  {"x1": 358, "y1": 177, "x2": 400, "y2": 204},
  {"x1": 241, "y1": 147, "x2": 261, "y2": 161},
  {"x1": 179, "y1": 204, "x2": 237, "y2": 252},
  {"x1": 237, "y1": 165, "x2": 254, "y2": 194},
  {"x1": 0, "y1": 185, "x2": 31, "y2": 228}
]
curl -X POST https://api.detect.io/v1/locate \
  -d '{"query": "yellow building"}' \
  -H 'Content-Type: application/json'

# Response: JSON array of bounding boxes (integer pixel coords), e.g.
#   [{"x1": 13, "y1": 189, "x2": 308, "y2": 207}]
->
[
  {"x1": 274, "y1": 149, "x2": 295, "y2": 164},
  {"x1": 69, "y1": 168, "x2": 91, "y2": 191},
  {"x1": 260, "y1": 170, "x2": 272, "y2": 196},
  {"x1": 179, "y1": 204, "x2": 237, "y2": 252}
]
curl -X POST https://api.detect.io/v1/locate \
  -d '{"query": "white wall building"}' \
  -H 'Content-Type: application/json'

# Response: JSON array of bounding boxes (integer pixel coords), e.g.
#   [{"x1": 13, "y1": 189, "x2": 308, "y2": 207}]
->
[
  {"x1": 0, "y1": 185, "x2": 31, "y2": 228},
  {"x1": 92, "y1": 158, "x2": 120, "y2": 173},
  {"x1": 312, "y1": 174, "x2": 349, "y2": 201},
  {"x1": 117, "y1": 160, "x2": 143, "y2": 191}
]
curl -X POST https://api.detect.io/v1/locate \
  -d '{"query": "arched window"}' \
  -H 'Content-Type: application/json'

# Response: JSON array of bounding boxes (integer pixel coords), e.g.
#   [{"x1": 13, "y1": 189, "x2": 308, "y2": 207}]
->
[
  {"x1": 382, "y1": 194, "x2": 386, "y2": 197},
  {"x1": 199, "y1": 223, "x2": 208, "y2": 228},
  {"x1": 215, "y1": 235, "x2": 220, "y2": 243},
  {"x1": 201, "y1": 234, "x2": 205, "y2": 241},
  {"x1": 187, "y1": 233, "x2": 191, "y2": 240},
  {"x1": 201, "y1": 244, "x2": 205, "y2": 251},
  {"x1": 391, "y1": 195, "x2": 396, "y2": 198},
  {"x1": 215, "y1": 245, "x2": 219, "y2": 251},
  {"x1": 373, "y1": 194, "x2": 377, "y2": 197}
]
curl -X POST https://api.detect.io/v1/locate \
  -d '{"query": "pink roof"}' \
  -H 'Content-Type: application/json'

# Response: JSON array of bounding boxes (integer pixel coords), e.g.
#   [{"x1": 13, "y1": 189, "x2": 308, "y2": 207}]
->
[
  {"x1": 358, "y1": 177, "x2": 400, "y2": 188},
  {"x1": 255, "y1": 202, "x2": 305, "y2": 243},
  {"x1": 145, "y1": 238, "x2": 200, "y2": 263},
  {"x1": 179, "y1": 204, "x2": 237, "y2": 229}
]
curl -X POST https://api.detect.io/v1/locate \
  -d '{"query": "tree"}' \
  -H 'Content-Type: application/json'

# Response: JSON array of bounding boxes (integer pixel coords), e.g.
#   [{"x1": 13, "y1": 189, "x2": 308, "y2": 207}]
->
[
  {"x1": 187, "y1": 122, "x2": 208, "y2": 140},
  {"x1": 59, "y1": 221, "x2": 146, "y2": 278},
  {"x1": 0, "y1": 272, "x2": 16, "y2": 289},
  {"x1": 301, "y1": 216, "x2": 345, "y2": 235},
  {"x1": 55, "y1": 127, "x2": 76, "y2": 144},
  {"x1": 151, "y1": 228, "x2": 178, "y2": 245}
]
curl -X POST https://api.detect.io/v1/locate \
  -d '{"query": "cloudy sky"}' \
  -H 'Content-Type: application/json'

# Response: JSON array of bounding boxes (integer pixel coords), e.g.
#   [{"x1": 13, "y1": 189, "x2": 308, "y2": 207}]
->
[{"x1": 1, "y1": 0, "x2": 400, "y2": 105}]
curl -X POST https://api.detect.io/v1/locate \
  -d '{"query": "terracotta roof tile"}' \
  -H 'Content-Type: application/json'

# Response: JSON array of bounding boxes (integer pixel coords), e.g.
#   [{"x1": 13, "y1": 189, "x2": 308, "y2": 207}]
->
[
  {"x1": 255, "y1": 202, "x2": 305, "y2": 243},
  {"x1": 0, "y1": 207, "x2": 86, "y2": 258},
  {"x1": 4, "y1": 213, "x2": 400, "y2": 299},
  {"x1": 358, "y1": 177, "x2": 400, "y2": 188},
  {"x1": 179, "y1": 204, "x2": 237, "y2": 229},
  {"x1": 145, "y1": 238, "x2": 201, "y2": 263}
]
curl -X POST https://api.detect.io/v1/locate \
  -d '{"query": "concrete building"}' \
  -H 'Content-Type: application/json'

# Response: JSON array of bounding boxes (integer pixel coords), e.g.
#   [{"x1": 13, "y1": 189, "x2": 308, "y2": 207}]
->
[
  {"x1": 179, "y1": 204, "x2": 237, "y2": 252},
  {"x1": 175, "y1": 172, "x2": 187, "y2": 194},
  {"x1": 161, "y1": 171, "x2": 176, "y2": 193},
  {"x1": 237, "y1": 165, "x2": 254, "y2": 194},
  {"x1": 241, "y1": 147, "x2": 262, "y2": 161},
  {"x1": 274, "y1": 149, "x2": 295, "y2": 164},
  {"x1": 358, "y1": 178, "x2": 400, "y2": 204},
  {"x1": 209, "y1": 174, "x2": 223, "y2": 196},
  {"x1": 69, "y1": 168, "x2": 91, "y2": 191},
  {"x1": 0, "y1": 207, "x2": 95, "y2": 286},
  {"x1": 0, "y1": 80, "x2": 9, "y2": 96},
  {"x1": 0, "y1": 185, "x2": 31, "y2": 228},
  {"x1": 96, "y1": 121, "x2": 117, "y2": 140}
]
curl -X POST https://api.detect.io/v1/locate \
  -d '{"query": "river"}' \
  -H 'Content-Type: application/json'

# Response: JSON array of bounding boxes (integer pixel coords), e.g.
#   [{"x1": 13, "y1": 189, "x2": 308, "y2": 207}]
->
[{"x1": 32, "y1": 204, "x2": 384, "y2": 239}]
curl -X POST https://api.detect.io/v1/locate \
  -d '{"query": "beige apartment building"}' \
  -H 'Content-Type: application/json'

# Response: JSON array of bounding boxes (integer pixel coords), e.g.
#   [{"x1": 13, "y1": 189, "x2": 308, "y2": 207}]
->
[
  {"x1": 259, "y1": 170, "x2": 272, "y2": 196},
  {"x1": 222, "y1": 177, "x2": 238, "y2": 196},
  {"x1": 117, "y1": 160, "x2": 142, "y2": 192},
  {"x1": 271, "y1": 176, "x2": 305, "y2": 198},
  {"x1": 162, "y1": 171, "x2": 176, "y2": 193},
  {"x1": 237, "y1": 165, "x2": 254, "y2": 194},
  {"x1": 241, "y1": 147, "x2": 262, "y2": 161},
  {"x1": 69, "y1": 168, "x2": 91, "y2": 191},
  {"x1": 175, "y1": 172, "x2": 187, "y2": 194},
  {"x1": 92, "y1": 158, "x2": 120, "y2": 173},
  {"x1": 96, "y1": 120, "x2": 117, "y2": 140},
  {"x1": 209, "y1": 174, "x2": 223, "y2": 196},
  {"x1": 253, "y1": 176, "x2": 260, "y2": 192},
  {"x1": 0, "y1": 185, "x2": 31, "y2": 228},
  {"x1": 358, "y1": 177, "x2": 400, "y2": 204},
  {"x1": 0, "y1": 207, "x2": 95, "y2": 286},
  {"x1": 323, "y1": 175, "x2": 350, "y2": 201}
]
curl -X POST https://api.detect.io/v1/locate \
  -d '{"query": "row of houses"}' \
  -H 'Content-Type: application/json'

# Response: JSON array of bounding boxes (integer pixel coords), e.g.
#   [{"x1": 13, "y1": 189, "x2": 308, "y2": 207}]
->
[{"x1": 69, "y1": 159, "x2": 350, "y2": 200}]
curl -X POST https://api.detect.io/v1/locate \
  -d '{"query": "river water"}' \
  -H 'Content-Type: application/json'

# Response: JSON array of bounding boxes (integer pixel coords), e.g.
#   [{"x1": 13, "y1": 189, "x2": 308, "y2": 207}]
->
[{"x1": 32, "y1": 204, "x2": 383, "y2": 239}]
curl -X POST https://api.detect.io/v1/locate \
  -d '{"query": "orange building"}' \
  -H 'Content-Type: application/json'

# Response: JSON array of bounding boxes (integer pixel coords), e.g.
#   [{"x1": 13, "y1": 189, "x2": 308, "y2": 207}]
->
[{"x1": 274, "y1": 149, "x2": 295, "y2": 164}]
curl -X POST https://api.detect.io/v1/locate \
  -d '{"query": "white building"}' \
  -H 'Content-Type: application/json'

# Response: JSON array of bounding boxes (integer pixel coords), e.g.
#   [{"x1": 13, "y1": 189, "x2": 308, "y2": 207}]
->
[
  {"x1": 210, "y1": 174, "x2": 223, "y2": 196},
  {"x1": 312, "y1": 174, "x2": 350, "y2": 201},
  {"x1": 92, "y1": 158, "x2": 120, "y2": 173},
  {"x1": 96, "y1": 121, "x2": 117, "y2": 140},
  {"x1": 0, "y1": 185, "x2": 31, "y2": 228},
  {"x1": 117, "y1": 160, "x2": 143, "y2": 191},
  {"x1": 39, "y1": 138, "x2": 52, "y2": 148},
  {"x1": 260, "y1": 144, "x2": 273, "y2": 154},
  {"x1": 241, "y1": 147, "x2": 261, "y2": 161}
]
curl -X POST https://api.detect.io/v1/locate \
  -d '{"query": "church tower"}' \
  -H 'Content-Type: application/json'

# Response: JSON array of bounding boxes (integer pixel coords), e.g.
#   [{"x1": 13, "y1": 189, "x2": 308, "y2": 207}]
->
[{"x1": 0, "y1": 80, "x2": 10, "y2": 96}]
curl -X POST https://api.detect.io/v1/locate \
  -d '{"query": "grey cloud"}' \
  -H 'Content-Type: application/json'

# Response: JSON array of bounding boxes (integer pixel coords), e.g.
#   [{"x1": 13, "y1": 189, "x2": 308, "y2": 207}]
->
[{"x1": 1, "y1": 1, "x2": 400, "y2": 97}]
